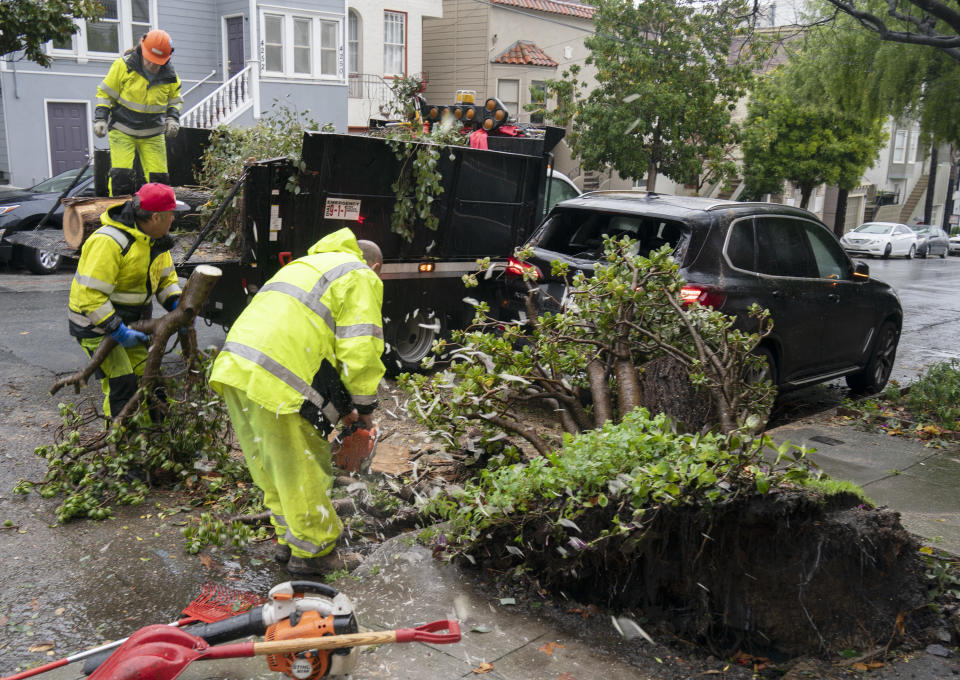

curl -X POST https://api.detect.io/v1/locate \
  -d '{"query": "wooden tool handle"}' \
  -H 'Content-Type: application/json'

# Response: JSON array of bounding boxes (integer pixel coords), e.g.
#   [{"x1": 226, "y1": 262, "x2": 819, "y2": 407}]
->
[{"x1": 253, "y1": 630, "x2": 397, "y2": 655}]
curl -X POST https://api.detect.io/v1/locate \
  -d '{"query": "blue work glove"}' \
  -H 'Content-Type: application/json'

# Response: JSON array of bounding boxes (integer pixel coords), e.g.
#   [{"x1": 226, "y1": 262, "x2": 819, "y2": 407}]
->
[{"x1": 109, "y1": 323, "x2": 149, "y2": 348}]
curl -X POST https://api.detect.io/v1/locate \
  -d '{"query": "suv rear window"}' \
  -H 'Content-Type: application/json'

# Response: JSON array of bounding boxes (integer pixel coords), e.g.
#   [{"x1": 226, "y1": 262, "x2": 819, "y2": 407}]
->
[{"x1": 536, "y1": 208, "x2": 687, "y2": 260}]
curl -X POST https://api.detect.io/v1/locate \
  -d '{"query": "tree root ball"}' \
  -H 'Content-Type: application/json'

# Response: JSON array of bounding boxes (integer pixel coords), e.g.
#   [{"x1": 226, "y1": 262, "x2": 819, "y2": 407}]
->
[{"x1": 467, "y1": 490, "x2": 933, "y2": 657}]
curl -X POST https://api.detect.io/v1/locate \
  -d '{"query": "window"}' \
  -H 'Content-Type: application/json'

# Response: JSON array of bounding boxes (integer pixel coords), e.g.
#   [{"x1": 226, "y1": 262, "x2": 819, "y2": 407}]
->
[
  {"x1": 725, "y1": 219, "x2": 755, "y2": 271},
  {"x1": 755, "y1": 217, "x2": 818, "y2": 278},
  {"x1": 805, "y1": 223, "x2": 851, "y2": 280},
  {"x1": 911, "y1": 130, "x2": 923, "y2": 163},
  {"x1": 384, "y1": 11, "x2": 406, "y2": 76},
  {"x1": 49, "y1": 0, "x2": 152, "y2": 59},
  {"x1": 893, "y1": 129, "x2": 907, "y2": 163},
  {"x1": 530, "y1": 80, "x2": 546, "y2": 125},
  {"x1": 348, "y1": 11, "x2": 361, "y2": 76},
  {"x1": 260, "y1": 11, "x2": 343, "y2": 79},
  {"x1": 264, "y1": 14, "x2": 284, "y2": 72},
  {"x1": 293, "y1": 17, "x2": 312, "y2": 75},
  {"x1": 497, "y1": 79, "x2": 519, "y2": 121}
]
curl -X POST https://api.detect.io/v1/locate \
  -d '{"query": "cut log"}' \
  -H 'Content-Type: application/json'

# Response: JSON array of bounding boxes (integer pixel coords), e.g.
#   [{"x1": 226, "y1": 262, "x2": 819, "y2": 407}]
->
[{"x1": 62, "y1": 196, "x2": 127, "y2": 249}]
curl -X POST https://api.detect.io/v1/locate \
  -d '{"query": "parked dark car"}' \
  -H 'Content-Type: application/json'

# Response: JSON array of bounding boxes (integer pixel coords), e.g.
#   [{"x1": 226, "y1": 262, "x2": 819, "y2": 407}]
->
[
  {"x1": 912, "y1": 224, "x2": 949, "y2": 258},
  {"x1": 0, "y1": 166, "x2": 95, "y2": 274},
  {"x1": 503, "y1": 191, "x2": 903, "y2": 394}
]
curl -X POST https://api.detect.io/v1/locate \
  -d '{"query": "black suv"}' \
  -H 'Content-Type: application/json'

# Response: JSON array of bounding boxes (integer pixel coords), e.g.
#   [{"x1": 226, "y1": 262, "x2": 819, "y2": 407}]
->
[{"x1": 502, "y1": 191, "x2": 902, "y2": 393}]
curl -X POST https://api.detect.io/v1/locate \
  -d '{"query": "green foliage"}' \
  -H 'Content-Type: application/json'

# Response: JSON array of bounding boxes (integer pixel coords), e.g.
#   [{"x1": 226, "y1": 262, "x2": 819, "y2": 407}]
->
[
  {"x1": 742, "y1": 67, "x2": 886, "y2": 206},
  {"x1": 0, "y1": 0, "x2": 103, "y2": 67},
  {"x1": 423, "y1": 408, "x2": 823, "y2": 561},
  {"x1": 384, "y1": 107, "x2": 467, "y2": 242},
  {"x1": 796, "y1": 1, "x2": 960, "y2": 146},
  {"x1": 402, "y1": 237, "x2": 774, "y2": 458},
  {"x1": 196, "y1": 102, "x2": 333, "y2": 243},
  {"x1": 919, "y1": 547, "x2": 960, "y2": 603},
  {"x1": 902, "y1": 360, "x2": 960, "y2": 429},
  {"x1": 538, "y1": 0, "x2": 754, "y2": 190},
  {"x1": 18, "y1": 354, "x2": 266, "y2": 554}
]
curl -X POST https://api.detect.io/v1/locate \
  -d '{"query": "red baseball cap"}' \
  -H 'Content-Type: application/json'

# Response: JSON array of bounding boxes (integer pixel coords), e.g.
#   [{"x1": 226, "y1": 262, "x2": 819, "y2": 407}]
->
[{"x1": 136, "y1": 183, "x2": 190, "y2": 212}]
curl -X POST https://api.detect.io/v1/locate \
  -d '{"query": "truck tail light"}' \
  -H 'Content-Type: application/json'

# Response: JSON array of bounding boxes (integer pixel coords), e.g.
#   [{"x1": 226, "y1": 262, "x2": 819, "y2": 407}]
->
[
  {"x1": 506, "y1": 257, "x2": 542, "y2": 280},
  {"x1": 680, "y1": 285, "x2": 726, "y2": 308}
]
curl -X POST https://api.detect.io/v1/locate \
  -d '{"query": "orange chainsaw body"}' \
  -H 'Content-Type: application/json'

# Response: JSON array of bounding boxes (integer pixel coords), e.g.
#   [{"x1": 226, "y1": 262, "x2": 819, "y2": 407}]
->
[
  {"x1": 332, "y1": 425, "x2": 377, "y2": 474},
  {"x1": 265, "y1": 610, "x2": 336, "y2": 679}
]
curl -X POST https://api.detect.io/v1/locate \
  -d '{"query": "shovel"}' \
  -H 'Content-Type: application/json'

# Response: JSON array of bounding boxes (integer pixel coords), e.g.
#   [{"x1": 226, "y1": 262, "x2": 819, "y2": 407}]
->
[{"x1": 87, "y1": 619, "x2": 461, "y2": 680}]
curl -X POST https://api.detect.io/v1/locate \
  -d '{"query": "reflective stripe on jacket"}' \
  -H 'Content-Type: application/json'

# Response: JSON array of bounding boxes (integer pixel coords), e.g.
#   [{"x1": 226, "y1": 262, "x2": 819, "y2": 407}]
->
[
  {"x1": 68, "y1": 203, "x2": 181, "y2": 337},
  {"x1": 210, "y1": 228, "x2": 385, "y2": 417},
  {"x1": 95, "y1": 48, "x2": 181, "y2": 138}
]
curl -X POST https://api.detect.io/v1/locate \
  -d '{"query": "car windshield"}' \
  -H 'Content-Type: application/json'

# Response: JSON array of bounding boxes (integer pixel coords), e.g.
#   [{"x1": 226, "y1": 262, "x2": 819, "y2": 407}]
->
[
  {"x1": 914, "y1": 227, "x2": 930, "y2": 236},
  {"x1": 29, "y1": 166, "x2": 93, "y2": 194},
  {"x1": 854, "y1": 223, "x2": 894, "y2": 235}
]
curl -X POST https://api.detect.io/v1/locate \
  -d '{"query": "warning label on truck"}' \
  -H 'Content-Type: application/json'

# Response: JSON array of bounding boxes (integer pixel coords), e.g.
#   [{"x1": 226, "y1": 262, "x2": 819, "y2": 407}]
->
[{"x1": 324, "y1": 198, "x2": 361, "y2": 221}]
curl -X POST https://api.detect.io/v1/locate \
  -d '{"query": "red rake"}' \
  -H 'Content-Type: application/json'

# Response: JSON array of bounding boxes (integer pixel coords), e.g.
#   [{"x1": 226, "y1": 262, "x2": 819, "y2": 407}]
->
[
  {"x1": 87, "y1": 620, "x2": 462, "y2": 680},
  {"x1": 1, "y1": 583, "x2": 264, "y2": 680}
]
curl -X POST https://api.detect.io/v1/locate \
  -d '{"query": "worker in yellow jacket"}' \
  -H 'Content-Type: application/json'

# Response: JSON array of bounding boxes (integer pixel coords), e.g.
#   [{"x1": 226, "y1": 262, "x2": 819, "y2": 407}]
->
[
  {"x1": 209, "y1": 228, "x2": 385, "y2": 577},
  {"x1": 68, "y1": 183, "x2": 189, "y2": 417},
  {"x1": 93, "y1": 30, "x2": 182, "y2": 196}
]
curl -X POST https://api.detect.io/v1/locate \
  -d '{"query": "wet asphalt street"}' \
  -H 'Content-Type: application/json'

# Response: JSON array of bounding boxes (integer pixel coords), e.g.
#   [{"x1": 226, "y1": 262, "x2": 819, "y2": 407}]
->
[{"x1": 0, "y1": 254, "x2": 959, "y2": 674}]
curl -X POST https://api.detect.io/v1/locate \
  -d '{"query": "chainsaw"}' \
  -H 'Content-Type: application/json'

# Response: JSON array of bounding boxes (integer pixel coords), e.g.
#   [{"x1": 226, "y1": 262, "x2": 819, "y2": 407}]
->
[
  {"x1": 332, "y1": 422, "x2": 378, "y2": 474},
  {"x1": 83, "y1": 580, "x2": 360, "y2": 678}
]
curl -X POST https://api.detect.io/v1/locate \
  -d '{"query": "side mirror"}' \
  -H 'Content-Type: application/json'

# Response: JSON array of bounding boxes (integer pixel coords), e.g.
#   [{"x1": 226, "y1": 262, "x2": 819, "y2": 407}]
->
[{"x1": 852, "y1": 260, "x2": 870, "y2": 280}]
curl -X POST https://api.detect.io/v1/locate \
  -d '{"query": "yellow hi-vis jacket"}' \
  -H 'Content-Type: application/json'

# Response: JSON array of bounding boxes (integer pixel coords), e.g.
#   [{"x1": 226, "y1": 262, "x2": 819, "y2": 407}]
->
[
  {"x1": 68, "y1": 203, "x2": 182, "y2": 338},
  {"x1": 95, "y1": 47, "x2": 182, "y2": 138},
  {"x1": 210, "y1": 228, "x2": 385, "y2": 426}
]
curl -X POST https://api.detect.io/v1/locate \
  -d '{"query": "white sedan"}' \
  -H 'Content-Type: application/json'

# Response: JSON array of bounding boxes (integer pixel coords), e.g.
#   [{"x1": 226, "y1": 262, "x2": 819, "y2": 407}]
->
[
  {"x1": 840, "y1": 222, "x2": 918, "y2": 259},
  {"x1": 950, "y1": 234, "x2": 960, "y2": 255}
]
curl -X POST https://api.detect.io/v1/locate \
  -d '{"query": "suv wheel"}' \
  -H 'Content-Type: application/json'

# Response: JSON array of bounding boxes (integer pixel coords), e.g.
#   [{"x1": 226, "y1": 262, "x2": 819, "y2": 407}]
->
[
  {"x1": 745, "y1": 346, "x2": 777, "y2": 387},
  {"x1": 845, "y1": 321, "x2": 898, "y2": 394},
  {"x1": 27, "y1": 247, "x2": 62, "y2": 275}
]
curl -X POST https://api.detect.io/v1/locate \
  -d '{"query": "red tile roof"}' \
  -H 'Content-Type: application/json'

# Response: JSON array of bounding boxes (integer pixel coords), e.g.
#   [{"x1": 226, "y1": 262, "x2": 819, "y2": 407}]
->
[
  {"x1": 493, "y1": 40, "x2": 558, "y2": 67},
  {"x1": 490, "y1": 0, "x2": 595, "y2": 19}
]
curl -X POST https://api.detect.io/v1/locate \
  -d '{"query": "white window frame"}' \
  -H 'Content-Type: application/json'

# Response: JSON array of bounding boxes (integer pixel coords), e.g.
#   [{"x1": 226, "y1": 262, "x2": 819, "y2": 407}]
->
[
  {"x1": 348, "y1": 10, "x2": 362, "y2": 76},
  {"x1": 892, "y1": 129, "x2": 907, "y2": 163},
  {"x1": 47, "y1": 0, "x2": 158, "y2": 64},
  {"x1": 910, "y1": 130, "x2": 922, "y2": 163},
  {"x1": 259, "y1": 7, "x2": 344, "y2": 81},
  {"x1": 383, "y1": 10, "x2": 406, "y2": 77}
]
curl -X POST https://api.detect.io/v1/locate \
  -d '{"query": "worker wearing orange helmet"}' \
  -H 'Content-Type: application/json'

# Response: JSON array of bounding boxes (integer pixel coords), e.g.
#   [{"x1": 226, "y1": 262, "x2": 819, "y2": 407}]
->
[{"x1": 93, "y1": 30, "x2": 183, "y2": 196}]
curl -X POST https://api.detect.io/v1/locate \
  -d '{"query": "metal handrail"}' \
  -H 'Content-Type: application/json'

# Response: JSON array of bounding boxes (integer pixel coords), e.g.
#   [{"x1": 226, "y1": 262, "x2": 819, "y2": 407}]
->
[{"x1": 182, "y1": 69, "x2": 218, "y2": 99}]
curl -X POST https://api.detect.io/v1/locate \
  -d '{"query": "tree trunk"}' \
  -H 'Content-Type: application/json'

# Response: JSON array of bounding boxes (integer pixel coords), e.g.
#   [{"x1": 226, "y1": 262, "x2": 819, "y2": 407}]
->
[
  {"x1": 833, "y1": 187, "x2": 849, "y2": 238},
  {"x1": 636, "y1": 355, "x2": 715, "y2": 432},
  {"x1": 924, "y1": 143, "x2": 938, "y2": 226},
  {"x1": 62, "y1": 197, "x2": 128, "y2": 249},
  {"x1": 587, "y1": 358, "x2": 612, "y2": 428},
  {"x1": 799, "y1": 184, "x2": 813, "y2": 210},
  {"x1": 646, "y1": 158, "x2": 657, "y2": 192},
  {"x1": 941, "y1": 154, "x2": 956, "y2": 232}
]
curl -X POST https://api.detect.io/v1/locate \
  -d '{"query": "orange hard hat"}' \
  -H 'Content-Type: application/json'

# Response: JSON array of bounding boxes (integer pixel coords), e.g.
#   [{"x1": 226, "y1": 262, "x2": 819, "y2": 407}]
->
[{"x1": 141, "y1": 30, "x2": 172, "y2": 65}]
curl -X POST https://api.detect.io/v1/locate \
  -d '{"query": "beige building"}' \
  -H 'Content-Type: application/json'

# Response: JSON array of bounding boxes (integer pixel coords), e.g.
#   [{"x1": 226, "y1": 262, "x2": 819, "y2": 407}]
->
[{"x1": 422, "y1": 0, "x2": 651, "y2": 192}]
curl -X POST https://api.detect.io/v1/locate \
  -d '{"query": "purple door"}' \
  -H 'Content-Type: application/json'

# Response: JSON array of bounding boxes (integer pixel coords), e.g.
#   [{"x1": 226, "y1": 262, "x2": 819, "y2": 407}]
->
[
  {"x1": 47, "y1": 102, "x2": 88, "y2": 176},
  {"x1": 226, "y1": 16, "x2": 245, "y2": 78}
]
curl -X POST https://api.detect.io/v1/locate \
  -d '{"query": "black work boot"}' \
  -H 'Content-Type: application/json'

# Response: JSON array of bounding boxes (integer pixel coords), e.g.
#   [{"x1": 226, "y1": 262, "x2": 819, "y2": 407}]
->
[
  {"x1": 286, "y1": 551, "x2": 362, "y2": 576},
  {"x1": 273, "y1": 542, "x2": 291, "y2": 564}
]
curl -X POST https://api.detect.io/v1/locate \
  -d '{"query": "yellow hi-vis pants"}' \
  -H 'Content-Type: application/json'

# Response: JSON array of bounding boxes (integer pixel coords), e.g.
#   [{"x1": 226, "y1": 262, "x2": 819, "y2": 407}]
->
[
  {"x1": 108, "y1": 129, "x2": 168, "y2": 194},
  {"x1": 79, "y1": 336, "x2": 147, "y2": 417},
  {"x1": 221, "y1": 384, "x2": 342, "y2": 559}
]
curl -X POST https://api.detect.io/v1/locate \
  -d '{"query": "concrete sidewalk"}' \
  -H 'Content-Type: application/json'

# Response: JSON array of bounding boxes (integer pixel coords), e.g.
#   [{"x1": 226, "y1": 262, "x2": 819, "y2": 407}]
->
[{"x1": 770, "y1": 420, "x2": 960, "y2": 556}]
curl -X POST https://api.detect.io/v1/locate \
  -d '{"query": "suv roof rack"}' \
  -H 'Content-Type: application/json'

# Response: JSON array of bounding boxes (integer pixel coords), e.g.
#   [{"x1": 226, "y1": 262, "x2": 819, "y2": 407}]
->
[{"x1": 579, "y1": 189, "x2": 661, "y2": 198}]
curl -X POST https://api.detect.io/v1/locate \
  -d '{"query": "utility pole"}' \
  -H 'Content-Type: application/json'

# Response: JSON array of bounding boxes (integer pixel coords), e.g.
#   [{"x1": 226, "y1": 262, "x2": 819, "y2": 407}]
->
[{"x1": 941, "y1": 146, "x2": 958, "y2": 233}]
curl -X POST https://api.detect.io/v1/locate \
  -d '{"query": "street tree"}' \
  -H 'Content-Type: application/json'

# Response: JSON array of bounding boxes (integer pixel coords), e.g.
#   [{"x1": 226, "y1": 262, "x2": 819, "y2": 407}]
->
[
  {"x1": 822, "y1": 0, "x2": 960, "y2": 63},
  {"x1": 741, "y1": 68, "x2": 886, "y2": 209},
  {"x1": 538, "y1": 0, "x2": 754, "y2": 191},
  {"x1": 0, "y1": 1, "x2": 104, "y2": 67}
]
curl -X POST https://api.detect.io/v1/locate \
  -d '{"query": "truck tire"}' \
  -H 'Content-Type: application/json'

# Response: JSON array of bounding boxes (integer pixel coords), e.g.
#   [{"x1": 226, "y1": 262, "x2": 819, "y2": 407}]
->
[{"x1": 384, "y1": 305, "x2": 445, "y2": 377}]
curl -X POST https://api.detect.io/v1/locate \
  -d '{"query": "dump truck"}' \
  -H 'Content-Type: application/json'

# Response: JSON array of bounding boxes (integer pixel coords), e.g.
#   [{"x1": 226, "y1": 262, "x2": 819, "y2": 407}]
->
[{"x1": 178, "y1": 115, "x2": 573, "y2": 373}]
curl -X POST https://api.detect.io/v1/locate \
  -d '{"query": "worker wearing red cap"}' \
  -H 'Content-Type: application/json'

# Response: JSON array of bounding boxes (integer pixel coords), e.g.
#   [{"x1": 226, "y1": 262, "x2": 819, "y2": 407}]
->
[
  {"x1": 93, "y1": 30, "x2": 182, "y2": 196},
  {"x1": 68, "y1": 183, "x2": 190, "y2": 417}
]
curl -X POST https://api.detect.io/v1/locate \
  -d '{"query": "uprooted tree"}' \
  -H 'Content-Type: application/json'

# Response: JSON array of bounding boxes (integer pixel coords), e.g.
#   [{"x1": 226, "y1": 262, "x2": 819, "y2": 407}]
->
[{"x1": 398, "y1": 238, "x2": 944, "y2": 656}]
